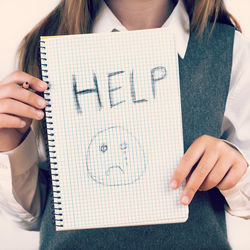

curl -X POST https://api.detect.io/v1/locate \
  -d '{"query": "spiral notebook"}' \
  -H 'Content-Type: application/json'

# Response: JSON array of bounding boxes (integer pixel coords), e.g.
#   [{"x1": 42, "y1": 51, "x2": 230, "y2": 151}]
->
[{"x1": 40, "y1": 28, "x2": 188, "y2": 231}]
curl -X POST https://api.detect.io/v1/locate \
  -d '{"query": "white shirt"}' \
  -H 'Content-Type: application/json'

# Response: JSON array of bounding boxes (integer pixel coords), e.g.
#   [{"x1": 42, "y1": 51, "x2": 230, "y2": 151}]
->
[{"x1": 0, "y1": 0, "x2": 250, "y2": 230}]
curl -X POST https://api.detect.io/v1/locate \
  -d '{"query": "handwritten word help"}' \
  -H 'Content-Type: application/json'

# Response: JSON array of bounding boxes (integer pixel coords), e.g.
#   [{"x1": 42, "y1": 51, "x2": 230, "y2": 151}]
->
[{"x1": 73, "y1": 66, "x2": 167, "y2": 113}]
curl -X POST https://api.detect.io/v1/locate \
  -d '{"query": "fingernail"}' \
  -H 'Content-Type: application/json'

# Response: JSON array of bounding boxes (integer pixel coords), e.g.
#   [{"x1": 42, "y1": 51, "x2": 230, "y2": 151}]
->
[
  {"x1": 170, "y1": 180, "x2": 178, "y2": 189},
  {"x1": 39, "y1": 81, "x2": 47, "y2": 88},
  {"x1": 20, "y1": 121, "x2": 26, "y2": 127},
  {"x1": 37, "y1": 111, "x2": 44, "y2": 118},
  {"x1": 181, "y1": 196, "x2": 190, "y2": 205},
  {"x1": 38, "y1": 99, "x2": 46, "y2": 107}
]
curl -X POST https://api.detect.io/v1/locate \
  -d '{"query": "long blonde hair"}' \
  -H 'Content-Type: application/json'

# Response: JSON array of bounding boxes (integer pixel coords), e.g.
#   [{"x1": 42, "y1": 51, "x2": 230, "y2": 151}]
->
[{"x1": 17, "y1": 0, "x2": 241, "y2": 140}]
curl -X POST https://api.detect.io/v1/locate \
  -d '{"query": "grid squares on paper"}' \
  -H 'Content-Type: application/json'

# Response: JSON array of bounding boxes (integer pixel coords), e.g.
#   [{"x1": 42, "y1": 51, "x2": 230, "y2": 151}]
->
[{"x1": 41, "y1": 28, "x2": 188, "y2": 231}]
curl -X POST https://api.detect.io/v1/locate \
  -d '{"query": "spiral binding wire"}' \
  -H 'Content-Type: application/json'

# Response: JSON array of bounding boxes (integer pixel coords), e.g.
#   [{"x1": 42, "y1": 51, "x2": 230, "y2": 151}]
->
[{"x1": 40, "y1": 40, "x2": 63, "y2": 228}]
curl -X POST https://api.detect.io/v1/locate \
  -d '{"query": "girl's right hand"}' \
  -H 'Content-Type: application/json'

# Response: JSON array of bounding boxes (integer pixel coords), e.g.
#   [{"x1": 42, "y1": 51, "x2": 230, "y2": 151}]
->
[{"x1": 0, "y1": 71, "x2": 48, "y2": 152}]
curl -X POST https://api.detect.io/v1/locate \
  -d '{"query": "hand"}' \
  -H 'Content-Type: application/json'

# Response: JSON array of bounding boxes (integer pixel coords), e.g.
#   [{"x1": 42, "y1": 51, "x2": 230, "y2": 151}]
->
[
  {"x1": 170, "y1": 135, "x2": 248, "y2": 205},
  {"x1": 0, "y1": 71, "x2": 48, "y2": 152}
]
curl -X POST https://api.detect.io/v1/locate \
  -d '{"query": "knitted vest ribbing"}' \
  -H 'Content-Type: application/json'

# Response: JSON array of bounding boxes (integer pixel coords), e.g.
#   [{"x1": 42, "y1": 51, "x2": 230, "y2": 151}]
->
[{"x1": 40, "y1": 23, "x2": 234, "y2": 250}]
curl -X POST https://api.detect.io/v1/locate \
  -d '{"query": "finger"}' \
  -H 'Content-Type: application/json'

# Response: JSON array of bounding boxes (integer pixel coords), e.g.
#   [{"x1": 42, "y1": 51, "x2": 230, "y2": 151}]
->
[
  {"x1": 1, "y1": 71, "x2": 47, "y2": 92},
  {"x1": 217, "y1": 163, "x2": 247, "y2": 190},
  {"x1": 0, "y1": 98, "x2": 44, "y2": 120},
  {"x1": 0, "y1": 83, "x2": 46, "y2": 109},
  {"x1": 179, "y1": 149, "x2": 218, "y2": 205},
  {"x1": 199, "y1": 158, "x2": 231, "y2": 191},
  {"x1": 170, "y1": 136, "x2": 207, "y2": 189},
  {"x1": 0, "y1": 114, "x2": 26, "y2": 128}
]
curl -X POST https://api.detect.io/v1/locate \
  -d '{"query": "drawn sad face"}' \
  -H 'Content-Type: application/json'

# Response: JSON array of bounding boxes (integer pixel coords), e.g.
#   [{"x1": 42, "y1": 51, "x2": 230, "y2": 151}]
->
[{"x1": 86, "y1": 127, "x2": 145, "y2": 186}]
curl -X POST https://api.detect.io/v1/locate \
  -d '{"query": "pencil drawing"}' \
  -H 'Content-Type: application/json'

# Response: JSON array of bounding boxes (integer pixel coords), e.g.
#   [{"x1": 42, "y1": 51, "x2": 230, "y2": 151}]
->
[{"x1": 86, "y1": 126, "x2": 146, "y2": 186}]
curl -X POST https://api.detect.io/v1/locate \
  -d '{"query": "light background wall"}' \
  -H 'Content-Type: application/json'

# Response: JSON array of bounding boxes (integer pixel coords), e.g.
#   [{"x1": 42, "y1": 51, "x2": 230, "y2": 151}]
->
[{"x1": 0, "y1": 0, "x2": 250, "y2": 249}]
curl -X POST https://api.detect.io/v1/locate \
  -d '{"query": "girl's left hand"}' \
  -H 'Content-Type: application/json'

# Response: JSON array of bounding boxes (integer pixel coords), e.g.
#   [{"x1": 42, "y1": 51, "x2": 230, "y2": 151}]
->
[{"x1": 170, "y1": 135, "x2": 248, "y2": 206}]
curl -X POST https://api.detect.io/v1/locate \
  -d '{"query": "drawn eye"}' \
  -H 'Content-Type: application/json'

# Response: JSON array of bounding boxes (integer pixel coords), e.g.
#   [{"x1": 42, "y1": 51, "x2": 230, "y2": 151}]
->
[
  {"x1": 100, "y1": 144, "x2": 108, "y2": 153},
  {"x1": 120, "y1": 143, "x2": 128, "y2": 150}
]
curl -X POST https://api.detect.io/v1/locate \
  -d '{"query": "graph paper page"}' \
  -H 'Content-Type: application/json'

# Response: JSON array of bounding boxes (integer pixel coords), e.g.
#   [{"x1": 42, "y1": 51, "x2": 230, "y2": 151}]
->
[{"x1": 41, "y1": 28, "x2": 188, "y2": 231}]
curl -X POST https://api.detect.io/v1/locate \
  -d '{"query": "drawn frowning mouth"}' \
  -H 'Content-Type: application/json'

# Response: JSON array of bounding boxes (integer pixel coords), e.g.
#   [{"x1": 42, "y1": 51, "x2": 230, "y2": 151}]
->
[{"x1": 106, "y1": 166, "x2": 125, "y2": 176}]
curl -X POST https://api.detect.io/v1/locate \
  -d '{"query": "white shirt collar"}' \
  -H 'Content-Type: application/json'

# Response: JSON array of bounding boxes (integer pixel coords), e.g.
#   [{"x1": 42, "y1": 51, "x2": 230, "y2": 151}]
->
[{"x1": 92, "y1": 0, "x2": 190, "y2": 59}]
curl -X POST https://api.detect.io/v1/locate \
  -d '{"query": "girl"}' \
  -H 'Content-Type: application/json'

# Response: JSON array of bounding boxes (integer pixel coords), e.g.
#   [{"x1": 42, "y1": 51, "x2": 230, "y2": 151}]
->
[{"x1": 0, "y1": 0, "x2": 250, "y2": 249}]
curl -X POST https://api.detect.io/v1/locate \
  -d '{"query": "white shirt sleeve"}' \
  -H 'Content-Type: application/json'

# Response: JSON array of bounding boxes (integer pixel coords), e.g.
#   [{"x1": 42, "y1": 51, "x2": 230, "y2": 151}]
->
[
  {"x1": 220, "y1": 31, "x2": 250, "y2": 218},
  {"x1": 0, "y1": 130, "x2": 43, "y2": 230}
]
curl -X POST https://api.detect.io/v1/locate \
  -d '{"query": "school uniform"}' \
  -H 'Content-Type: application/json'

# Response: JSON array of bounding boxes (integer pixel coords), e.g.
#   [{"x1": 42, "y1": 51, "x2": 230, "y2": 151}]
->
[
  {"x1": 1, "y1": 0, "x2": 250, "y2": 249},
  {"x1": 38, "y1": 1, "x2": 249, "y2": 249}
]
